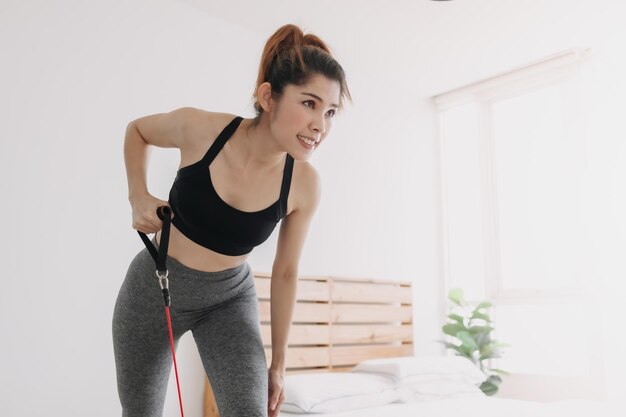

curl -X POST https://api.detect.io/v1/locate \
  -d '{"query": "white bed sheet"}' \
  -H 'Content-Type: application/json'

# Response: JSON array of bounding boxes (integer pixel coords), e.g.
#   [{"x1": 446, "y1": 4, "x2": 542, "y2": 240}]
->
[{"x1": 278, "y1": 397, "x2": 623, "y2": 417}]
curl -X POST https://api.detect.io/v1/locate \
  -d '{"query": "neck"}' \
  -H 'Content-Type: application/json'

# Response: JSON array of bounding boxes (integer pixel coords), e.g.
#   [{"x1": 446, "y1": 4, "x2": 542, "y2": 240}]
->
[{"x1": 232, "y1": 115, "x2": 286, "y2": 172}]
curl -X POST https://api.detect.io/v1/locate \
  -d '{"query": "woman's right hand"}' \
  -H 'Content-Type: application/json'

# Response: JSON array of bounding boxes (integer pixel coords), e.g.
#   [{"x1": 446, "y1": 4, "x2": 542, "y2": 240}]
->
[{"x1": 130, "y1": 193, "x2": 174, "y2": 234}]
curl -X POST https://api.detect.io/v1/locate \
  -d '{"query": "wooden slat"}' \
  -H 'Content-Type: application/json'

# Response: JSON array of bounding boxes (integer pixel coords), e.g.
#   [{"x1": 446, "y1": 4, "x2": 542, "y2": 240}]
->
[
  {"x1": 254, "y1": 272, "x2": 330, "y2": 282},
  {"x1": 286, "y1": 367, "x2": 344, "y2": 375},
  {"x1": 330, "y1": 324, "x2": 413, "y2": 344},
  {"x1": 264, "y1": 346, "x2": 330, "y2": 368},
  {"x1": 297, "y1": 280, "x2": 331, "y2": 301},
  {"x1": 330, "y1": 366, "x2": 353, "y2": 373},
  {"x1": 254, "y1": 277, "x2": 330, "y2": 301},
  {"x1": 331, "y1": 275, "x2": 412, "y2": 286},
  {"x1": 260, "y1": 323, "x2": 330, "y2": 345},
  {"x1": 259, "y1": 300, "x2": 332, "y2": 322},
  {"x1": 331, "y1": 281, "x2": 413, "y2": 304},
  {"x1": 331, "y1": 344, "x2": 415, "y2": 367},
  {"x1": 332, "y1": 304, "x2": 413, "y2": 323}
]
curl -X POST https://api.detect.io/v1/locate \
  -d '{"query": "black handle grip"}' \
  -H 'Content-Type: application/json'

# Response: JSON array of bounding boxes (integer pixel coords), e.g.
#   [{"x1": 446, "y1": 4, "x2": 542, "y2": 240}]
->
[{"x1": 156, "y1": 205, "x2": 171, "y2": 221}]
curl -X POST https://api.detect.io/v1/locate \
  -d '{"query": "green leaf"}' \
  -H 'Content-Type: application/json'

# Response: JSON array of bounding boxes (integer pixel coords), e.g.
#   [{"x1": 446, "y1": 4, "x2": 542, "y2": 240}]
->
[
  {"x1": 478, "y1": 342, "x2": 503, "y2": 360},
  {"x1": 448, "y1": 288, "x2": 466, "y2": 306},
  {"x1": 442, "y1": 322, "x2": 467, "y2": 337},
  {"x1": 454, "y1": 342, "x2": 474, "y2": 357},
  {"x1": 468, "y1": 325, "x2": 494, "y2": 334},
  {"x1": 479, "y1": 375, "x2": 502, "y2": 396},
  {"x1": 447, "y1": 313, "x2": 465, "y2": 323},
  {"x1": 470, "y1": 311, "x2": 492, "y2": 322},
  {"x1": 456, "y1": 331, "x2": 479, "y2": 351},
  {"x1": 479, "y1": 342, "x2": 496, "y2": 354},
  {"x1": 475, "y1": 331, "x2": 492, "y2": 347},
  {"x1": 435, "y1": 340, "x2": 463, "y2": 351},
  {"x1": 480, "y1": 353, "x2": 502, "y2": 360},
  {"x1": 474, "y1": 301, "x2": 493, "y2": 310},
  {"x1": 487, "y1": 375, "x2": 503, "y2": 384},
  {"x1": 454, "y1": 350, "x2": 473, "y2": 360}
]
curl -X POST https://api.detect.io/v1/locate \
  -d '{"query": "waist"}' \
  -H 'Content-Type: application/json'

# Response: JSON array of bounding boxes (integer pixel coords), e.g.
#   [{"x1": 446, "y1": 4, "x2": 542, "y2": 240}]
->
[{"x1": 155, "y1": 224, "x2": 250, "y2": 273}]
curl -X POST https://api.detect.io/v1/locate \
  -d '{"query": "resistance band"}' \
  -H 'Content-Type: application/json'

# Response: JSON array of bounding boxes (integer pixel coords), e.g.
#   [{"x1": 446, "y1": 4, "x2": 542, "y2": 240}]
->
[{"x1": 137, "y1": 205, "x2": 185, "y2": 417}]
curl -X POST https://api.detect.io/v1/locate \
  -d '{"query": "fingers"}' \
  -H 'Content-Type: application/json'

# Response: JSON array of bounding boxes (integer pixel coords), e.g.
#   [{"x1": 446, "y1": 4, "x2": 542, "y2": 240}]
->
[
  {"x1": 136, "y1": 206, "x2": 173, "y2": 234},
  {"x1": 130, "y1": 196, "x2": 173, "y2": 234},
  {"x1": 276, "y1": 391, "x2": 285, "y2": 411},
  {"x1": 134, "y1": 219, "x2": 161, "y2": 234},
  {"x1": 268, "y1": 388, "x2": 285, "y2": 417},
  {"x1": 268, "y1": 368, "x2": 286, "y2": 416}
]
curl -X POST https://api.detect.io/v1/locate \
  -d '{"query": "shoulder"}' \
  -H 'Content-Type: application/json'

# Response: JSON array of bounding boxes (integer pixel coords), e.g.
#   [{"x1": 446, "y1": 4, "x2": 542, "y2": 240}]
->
[
  {"x1": 179, "y1": 108, "x2": 240, "y2": 152},
  {"x1": 290, "y1": 160, "x2": 322, "y2": 216}
]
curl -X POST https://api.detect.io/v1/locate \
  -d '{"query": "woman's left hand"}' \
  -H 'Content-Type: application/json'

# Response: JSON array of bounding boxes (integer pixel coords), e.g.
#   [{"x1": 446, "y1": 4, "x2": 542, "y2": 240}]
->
[{"x1": 268, "y1": 366, "x2": 285, "y2": 417}]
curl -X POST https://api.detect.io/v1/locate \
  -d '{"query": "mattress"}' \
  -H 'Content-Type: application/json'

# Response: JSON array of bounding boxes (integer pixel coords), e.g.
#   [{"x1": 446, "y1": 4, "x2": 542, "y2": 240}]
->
[{"x1": 278, "y1": 396, "x2": 623, "y2": 416}]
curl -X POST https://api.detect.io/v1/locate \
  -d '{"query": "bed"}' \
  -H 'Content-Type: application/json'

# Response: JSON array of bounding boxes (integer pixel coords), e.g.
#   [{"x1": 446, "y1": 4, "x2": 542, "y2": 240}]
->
[
  {"x1": 277, "y1": 397, "x2": 620, "y2": 417},
  {"x1": 201, "y1": 273, "x2": 622, "y2": 416}
]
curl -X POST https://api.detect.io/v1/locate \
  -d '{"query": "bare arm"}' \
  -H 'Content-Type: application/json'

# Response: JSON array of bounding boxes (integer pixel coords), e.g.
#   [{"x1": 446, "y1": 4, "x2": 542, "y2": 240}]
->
[
  {"x1": 269, "y1": 163, "x2": 322, "y2": 371},
  {"x1": 267, "y1": 164, "x2": 321, "y2": 416},
  {"x1": 123, "y1": 107, "x2": 197, "y2": 202}
]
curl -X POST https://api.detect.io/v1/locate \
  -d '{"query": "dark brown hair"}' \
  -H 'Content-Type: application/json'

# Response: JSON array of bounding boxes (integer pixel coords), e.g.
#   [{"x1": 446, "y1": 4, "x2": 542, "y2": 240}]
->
[{"x1": 251, "y1": 24, "x2": 352, "y2": 121}]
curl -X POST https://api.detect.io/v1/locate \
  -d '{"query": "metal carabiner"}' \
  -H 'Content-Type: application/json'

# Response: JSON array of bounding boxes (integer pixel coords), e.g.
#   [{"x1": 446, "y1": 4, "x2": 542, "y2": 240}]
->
[
  {"x1": 155, "y1": 269, "x2": 171, "y2": 306},
  {"x1": 156, "y1": 269, "x2": 169, "y2": 290}
]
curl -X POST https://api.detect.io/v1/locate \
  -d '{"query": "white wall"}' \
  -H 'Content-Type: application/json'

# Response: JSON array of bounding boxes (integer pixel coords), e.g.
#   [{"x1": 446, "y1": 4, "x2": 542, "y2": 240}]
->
[
  {"x1": 580, "y1": 15, "x2": 626, "y2": 400},
  {"x1": 1, "y1": 0, "x2": 625, "y2": 416}
]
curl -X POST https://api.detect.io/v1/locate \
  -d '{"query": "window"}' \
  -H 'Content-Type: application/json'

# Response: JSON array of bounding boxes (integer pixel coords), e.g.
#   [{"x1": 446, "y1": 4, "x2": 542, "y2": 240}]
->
[{"x1": 435, "y1": 49, "x2": 600, "y2": 387}]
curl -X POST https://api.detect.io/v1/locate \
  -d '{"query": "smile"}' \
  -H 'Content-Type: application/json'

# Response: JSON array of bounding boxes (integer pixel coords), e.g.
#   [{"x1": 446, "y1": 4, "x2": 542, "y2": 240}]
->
[{"x1": 297, "y1": 135, "x2": 318, "y2": 148}]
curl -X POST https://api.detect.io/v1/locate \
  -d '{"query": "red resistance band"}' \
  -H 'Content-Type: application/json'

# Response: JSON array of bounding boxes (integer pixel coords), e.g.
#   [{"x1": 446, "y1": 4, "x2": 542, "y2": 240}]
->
[
  {"x1": 166, "y1": 306, "x2": 184, "y2": 417},
  {"x1": 138, "y1": 206, "x2": 185, "y2": 417}
]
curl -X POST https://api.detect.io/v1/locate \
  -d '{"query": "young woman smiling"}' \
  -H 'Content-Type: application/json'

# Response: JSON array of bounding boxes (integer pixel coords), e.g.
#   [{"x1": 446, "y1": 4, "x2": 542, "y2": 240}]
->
[{"x1": 113, "y1": 23, "x2": 351, "y2": 417}]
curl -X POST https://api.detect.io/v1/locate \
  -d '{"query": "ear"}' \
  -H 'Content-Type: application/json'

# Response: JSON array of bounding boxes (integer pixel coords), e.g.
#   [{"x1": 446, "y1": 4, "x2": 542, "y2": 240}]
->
[{"x1": 257, "y1": 82, "x2": 274, "y2": 112}]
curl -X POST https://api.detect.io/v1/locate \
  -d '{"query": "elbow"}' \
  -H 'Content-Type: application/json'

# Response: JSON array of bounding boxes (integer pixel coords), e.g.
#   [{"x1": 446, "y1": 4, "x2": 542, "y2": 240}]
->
[
  {"x1": 126, "y1": 121, "x2": 147, "y2": 144},
  {"x1": 271, "y1": 267, "x2": 299, "y2": 281}
]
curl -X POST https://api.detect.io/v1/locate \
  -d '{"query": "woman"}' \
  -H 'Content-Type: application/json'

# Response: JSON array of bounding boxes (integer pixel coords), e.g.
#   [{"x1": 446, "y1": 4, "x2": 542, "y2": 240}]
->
[{"x1": 112, "y1": 23, "x2": 351, "y2": 417}]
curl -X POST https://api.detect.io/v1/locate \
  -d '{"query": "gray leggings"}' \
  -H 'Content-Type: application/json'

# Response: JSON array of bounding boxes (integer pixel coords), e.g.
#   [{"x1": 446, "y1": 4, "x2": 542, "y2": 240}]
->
[{"x1": 112, "y1": 237, "x2": 268, "y2": 417}]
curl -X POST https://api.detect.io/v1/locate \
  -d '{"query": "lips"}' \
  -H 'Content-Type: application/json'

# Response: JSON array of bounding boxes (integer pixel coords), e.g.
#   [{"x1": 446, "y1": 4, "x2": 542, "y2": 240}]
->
[{"x1": 297, "y1": 135, "x2": 319, "y2": 147}]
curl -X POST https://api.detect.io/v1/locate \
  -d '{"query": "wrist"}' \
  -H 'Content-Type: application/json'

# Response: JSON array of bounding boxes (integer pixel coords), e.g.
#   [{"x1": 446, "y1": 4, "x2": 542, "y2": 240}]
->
[
  {"x1": 128, "y1": 191, "x2": 149, "y2": 203},
  {"x1": 270, "y1": 362, "x2": 286, "y2": 372},
  {"x1": 271, "y1": 351, "x2": 286, "y2": 369}
]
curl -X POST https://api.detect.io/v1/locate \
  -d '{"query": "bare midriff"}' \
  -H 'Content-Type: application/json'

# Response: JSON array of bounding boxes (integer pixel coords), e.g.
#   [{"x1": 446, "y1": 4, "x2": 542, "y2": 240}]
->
[{"x1": 155, "y1": 223, "x2": 249, "y2": 273}]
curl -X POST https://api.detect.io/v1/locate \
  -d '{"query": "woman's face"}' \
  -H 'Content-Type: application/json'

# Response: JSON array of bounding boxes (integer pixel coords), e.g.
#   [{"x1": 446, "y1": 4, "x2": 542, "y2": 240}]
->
[{"x1": 270, "y1": 73, "x2": 341, "y2": 161}]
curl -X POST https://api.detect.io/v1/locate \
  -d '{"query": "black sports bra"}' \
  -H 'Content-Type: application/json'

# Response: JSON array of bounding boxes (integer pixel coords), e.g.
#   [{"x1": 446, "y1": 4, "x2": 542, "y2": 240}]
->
[{"x1": 167, "y1": 116, "x2": 294, "y2": 256}]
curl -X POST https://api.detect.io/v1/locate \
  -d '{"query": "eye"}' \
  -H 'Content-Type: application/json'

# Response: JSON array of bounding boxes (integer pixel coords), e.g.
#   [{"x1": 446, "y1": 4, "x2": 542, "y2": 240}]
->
[{"x1": 304, "y1": 100, "x2": 335, "y2": 118}]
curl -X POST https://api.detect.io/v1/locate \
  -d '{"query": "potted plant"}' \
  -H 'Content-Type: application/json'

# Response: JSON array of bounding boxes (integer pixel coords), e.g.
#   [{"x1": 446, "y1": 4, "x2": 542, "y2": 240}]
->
[{"x1": 437, "y1": 288, "x2": 510, "y2": 395}]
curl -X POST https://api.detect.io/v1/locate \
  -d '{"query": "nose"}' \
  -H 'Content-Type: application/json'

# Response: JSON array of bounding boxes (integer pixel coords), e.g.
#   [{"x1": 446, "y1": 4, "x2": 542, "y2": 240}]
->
[{"x1": 310, "y1": 113, "x2": 326, "y2": 137}]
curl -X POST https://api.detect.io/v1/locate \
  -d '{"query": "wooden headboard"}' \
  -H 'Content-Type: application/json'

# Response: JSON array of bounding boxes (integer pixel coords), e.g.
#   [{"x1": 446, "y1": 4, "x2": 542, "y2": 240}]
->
[{"x1": 204, "y1": 271, "x2": 414, "y2": 416}]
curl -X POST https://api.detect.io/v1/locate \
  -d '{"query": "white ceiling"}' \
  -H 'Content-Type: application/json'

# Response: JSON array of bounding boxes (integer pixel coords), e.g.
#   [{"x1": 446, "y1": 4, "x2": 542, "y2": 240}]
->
[{"x1": 175, "y1": 0, "x2": 620, "y2": 98}]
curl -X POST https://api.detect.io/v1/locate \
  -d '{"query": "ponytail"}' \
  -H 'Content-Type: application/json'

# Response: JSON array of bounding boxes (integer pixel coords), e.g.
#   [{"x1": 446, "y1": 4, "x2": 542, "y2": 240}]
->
[{"x1": 252, "y1": 24, "x2": 351, "y2": 118}]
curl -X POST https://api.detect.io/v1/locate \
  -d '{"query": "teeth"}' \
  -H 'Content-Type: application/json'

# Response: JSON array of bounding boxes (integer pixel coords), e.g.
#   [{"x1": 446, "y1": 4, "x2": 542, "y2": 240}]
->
[{"x1": 298, "y1": 135, "x2": 317, "y2": 146}]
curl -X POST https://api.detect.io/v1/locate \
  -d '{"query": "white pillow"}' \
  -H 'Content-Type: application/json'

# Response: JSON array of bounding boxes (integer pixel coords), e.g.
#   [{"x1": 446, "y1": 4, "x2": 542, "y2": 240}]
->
[
  {"x1": 351, "y1": 355, "x2": 486, "y2": 385},
  {"x1": 397, "y1": 378, "x2": 486, "y2": 402},
  {"x1": 281, "y1": 372, "x2": 400, "y2": 414}
]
